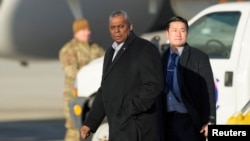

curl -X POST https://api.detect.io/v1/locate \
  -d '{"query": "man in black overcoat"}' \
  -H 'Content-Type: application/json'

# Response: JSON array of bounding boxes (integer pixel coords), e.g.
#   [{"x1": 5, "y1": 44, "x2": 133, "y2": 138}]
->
[
  {"x1": 159, "y1": 16, "x2": 216, "y2": 141},
  {"x1": 80, "y1": 10, "x2": 164, "y2": 141}
]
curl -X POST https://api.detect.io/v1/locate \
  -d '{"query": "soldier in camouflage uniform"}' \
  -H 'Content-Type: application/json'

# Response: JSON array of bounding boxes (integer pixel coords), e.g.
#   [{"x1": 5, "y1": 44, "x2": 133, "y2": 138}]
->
[{"x1": 59, "y1": 18, "x2": 105, "y2": 141}]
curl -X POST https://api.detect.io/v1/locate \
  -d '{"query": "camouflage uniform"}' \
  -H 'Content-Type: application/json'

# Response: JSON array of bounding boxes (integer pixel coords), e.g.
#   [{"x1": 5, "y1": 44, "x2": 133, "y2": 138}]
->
[{"x1": 59, "y1": 38, "x2": 104, "y2": 141}]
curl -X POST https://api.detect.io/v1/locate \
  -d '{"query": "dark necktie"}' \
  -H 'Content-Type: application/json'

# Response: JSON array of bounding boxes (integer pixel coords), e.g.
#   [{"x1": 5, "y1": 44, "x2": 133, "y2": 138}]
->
[
  {"x1": 166, "y1": 53, "x2": 178, "y2": 91},
  {"x1": 166, "y1": 53, "x2": 181, "y2": 102}
]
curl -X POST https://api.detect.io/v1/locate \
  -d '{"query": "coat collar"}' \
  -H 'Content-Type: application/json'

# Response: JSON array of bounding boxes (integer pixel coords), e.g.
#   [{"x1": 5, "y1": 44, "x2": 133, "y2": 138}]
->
[
  {"x1": 179, "y1": 43, "x2": 191, "y2": 67},
  {"x1": 162, "y1": 43, "x2": 191, "y2": 68},
  {"x1": 111, "y1": 31, "x2": 136, "y2": 64},
  {"x1": 103, "y1": 32, "x2": 136, "y2": 79}
]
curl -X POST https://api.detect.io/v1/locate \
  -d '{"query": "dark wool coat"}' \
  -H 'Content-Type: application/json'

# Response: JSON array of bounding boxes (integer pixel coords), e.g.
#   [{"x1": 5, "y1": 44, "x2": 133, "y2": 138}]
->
[
  {"x1": 84, "y1": 32, "x2": 164, "y2": 141},
  {"x1": 157, "y1": 43, "x2": 216, "y2": 140}
]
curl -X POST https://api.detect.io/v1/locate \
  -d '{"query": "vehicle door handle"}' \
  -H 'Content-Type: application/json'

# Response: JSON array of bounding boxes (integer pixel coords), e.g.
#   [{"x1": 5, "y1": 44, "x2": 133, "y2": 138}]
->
[{"x1": 225, "y1": 71, "x2": 233, "y2": 87}]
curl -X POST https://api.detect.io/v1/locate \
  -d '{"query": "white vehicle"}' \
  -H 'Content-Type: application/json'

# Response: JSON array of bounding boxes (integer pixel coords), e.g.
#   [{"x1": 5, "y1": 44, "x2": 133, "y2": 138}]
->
[
  {"x1": 70, "y1": 1, "x2": 250, "y2": 141},
  {"x1": 142, "y1": 1, "x2": 250, "y2": 125}
]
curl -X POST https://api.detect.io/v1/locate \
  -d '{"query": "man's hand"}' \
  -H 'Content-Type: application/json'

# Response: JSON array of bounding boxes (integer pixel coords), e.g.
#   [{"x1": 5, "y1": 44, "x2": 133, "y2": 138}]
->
[
  {"x1": 80, "y1": 125, "x2": 91, "y2": 140},
  {"x1": 200, "y1": 123, "x2": 208, "y2": 137}
]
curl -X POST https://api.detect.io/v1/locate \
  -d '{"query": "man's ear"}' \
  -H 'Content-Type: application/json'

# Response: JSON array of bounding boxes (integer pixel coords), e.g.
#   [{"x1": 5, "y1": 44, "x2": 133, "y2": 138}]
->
[
  {"x1": 129, "y1": 24, "x2": 133, "y2": 31},
  {"x1": 165, "y1": 30, "x2": 169, "y2": 39}
]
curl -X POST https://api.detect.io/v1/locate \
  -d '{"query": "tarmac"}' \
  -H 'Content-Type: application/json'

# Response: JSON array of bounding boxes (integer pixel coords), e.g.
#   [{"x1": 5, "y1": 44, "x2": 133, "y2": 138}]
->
[{"x1": 0, "y1": 59, "x2": 64, "y2": 122}]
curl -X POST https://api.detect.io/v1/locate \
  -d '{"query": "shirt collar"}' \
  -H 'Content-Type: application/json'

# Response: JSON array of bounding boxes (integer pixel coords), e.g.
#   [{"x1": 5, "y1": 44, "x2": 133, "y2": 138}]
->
[
  {"x1": 170, "y1": 47, "x2": 184, "y2": 56},
  {"x1": 112, "y1": 42, "x2": 124, "y2": 51}
]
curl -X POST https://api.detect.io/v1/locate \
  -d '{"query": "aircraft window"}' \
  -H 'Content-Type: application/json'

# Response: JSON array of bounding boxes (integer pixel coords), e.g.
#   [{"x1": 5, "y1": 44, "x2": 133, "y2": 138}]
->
[{"x1": 187, "y1": 12, "x2": 240, "y2": 59}]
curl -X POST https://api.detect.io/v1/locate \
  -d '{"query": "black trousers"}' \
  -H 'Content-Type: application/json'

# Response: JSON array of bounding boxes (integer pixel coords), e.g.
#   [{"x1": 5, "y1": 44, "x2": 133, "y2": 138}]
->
[{"x1": 165, "y1": 112, "x2": 206, "y2": 141}]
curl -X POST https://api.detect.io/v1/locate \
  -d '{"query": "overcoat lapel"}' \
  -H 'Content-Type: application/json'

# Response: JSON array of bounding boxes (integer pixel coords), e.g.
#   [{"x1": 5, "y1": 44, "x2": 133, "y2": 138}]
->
[
  {"x1": 178, "y1": 44, "x2": 191, "y2": 101},
  {"x1": 111, "y1": 45, "x2": 127, "y2": 67},
  {"x1": 179, "y1": 44, "x2": 190, "y2": 75},
  {"x1": 103, "y1": 48, "x2": 114, "y2": 75},
  {"x1": 102, "y1": 32, "x2": 135, "y2": 79}
]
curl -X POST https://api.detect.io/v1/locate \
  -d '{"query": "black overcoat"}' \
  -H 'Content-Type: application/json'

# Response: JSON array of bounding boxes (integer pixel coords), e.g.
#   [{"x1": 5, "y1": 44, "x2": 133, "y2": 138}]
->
[
  {"x1": 158, "y1": 43, "x2": 216, "y2": 140},
  {"x1": 84, "y1": 32, "x2": 164, "y2": 141}
]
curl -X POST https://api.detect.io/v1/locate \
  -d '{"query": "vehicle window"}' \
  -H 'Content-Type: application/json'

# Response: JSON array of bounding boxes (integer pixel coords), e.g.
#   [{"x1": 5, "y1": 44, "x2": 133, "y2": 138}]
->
[{"x1": 187, "y1": 12, "x2": 240, "y2": 59}]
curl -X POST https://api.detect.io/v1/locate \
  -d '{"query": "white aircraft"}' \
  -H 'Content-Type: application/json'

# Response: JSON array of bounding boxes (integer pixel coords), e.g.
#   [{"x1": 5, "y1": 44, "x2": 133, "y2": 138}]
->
[
  {"x1": 0, "y1": 0, "x2": 221, "y2": 66},
  {"x1": 0, "y1": 0, "x2": 239, "y2": 128}
]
